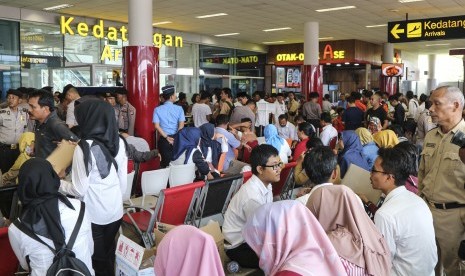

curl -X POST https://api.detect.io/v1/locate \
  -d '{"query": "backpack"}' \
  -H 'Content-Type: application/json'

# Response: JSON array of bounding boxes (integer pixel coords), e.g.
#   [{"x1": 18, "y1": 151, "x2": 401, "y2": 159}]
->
[{"x1": 13, "y1": 202, "x2": 92, "y2": 276}]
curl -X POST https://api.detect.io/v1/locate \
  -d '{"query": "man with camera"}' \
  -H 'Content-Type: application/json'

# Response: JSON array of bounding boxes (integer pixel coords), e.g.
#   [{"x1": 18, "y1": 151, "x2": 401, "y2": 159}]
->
[{"x1": 418, "y1": 86, "x2": 465, "y2": 276}]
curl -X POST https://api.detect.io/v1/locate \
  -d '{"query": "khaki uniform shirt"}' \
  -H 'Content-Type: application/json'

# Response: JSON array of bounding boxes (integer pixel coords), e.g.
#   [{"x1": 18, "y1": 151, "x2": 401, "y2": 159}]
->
[
  {"x1": 418, "y1": 119, "x2": 465, "y2": 204},
  {"x1": 0, "y1": 107, "x2": 28, "y2": 145},
  {"x1": 117, "y1": 102, "x2": 136, "y2": 136}
]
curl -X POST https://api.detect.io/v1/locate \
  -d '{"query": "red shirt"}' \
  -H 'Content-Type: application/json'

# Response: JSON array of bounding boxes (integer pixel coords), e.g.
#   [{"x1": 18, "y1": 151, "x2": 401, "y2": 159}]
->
[
  {"x1": 293, "y1": 138, "x2": 309, "y2": 160},
  {"x1": 333, "y1": 117, "x2": 344, "y2": 133},
  {"x1": 355, "y1": 100, "x2": 367, "y2": 112}
]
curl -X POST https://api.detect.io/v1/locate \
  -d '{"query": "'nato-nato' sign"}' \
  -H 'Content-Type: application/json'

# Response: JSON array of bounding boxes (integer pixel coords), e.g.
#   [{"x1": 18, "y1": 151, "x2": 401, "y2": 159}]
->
[{"x1": 388, "y1": 15, "x2": 465, "y2": 43}]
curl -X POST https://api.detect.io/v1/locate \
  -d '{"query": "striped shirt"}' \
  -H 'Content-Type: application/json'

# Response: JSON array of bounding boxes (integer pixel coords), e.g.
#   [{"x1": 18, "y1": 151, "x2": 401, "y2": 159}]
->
[{"x1": 339, "y1": 257, "x2": 371, "y2": 276}]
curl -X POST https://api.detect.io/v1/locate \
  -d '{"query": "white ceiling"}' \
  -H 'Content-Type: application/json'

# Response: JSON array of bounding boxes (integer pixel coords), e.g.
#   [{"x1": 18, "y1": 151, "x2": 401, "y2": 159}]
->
[{"x1": 1, "y1": 0, "x2": 465, "y2": 54}]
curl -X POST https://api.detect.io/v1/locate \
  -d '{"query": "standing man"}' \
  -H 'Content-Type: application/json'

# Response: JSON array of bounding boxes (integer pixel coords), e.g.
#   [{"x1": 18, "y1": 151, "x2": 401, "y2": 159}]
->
[
  {"x1": 153, "y1": 85, "x2": 185, "y2": 168},
  {"x1": 272, "y1": 93, "x2": 287, "y2": 124},
  {"x1": 0, "y1": 89, "x2": 29, "y2": 173},
  {"x1": 28, "y1": 90, "x2": 78, "y2": 159},
  {"x1": 115, "y1": 88, "x2": 136, "y2": 136},
  {"x1": 388, "y1": 94, "x2": 405, "y2": 128},
  {"x1": 63, "y1": 84, "x2": 81, "y2": 128},
  {"x1": 419, "y1": 86, "x2": 465, "y2": 276},
  {"x1": 287, "y1": 91, "x2": 300, "y2": 124},
  {"x1": 365, "y1": 93, "x2": 388, "y2": 129},
  {"x1": 302, "y1": 92, "x2": 322, "y2": 130},
  {"x1": 191, "y1": 91, "x2": 212, "y2": 127}
]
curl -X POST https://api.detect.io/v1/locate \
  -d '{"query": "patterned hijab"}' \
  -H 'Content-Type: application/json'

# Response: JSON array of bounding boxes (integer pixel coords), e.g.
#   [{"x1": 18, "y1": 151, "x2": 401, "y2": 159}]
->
[{"x1": 243, "y1": 200, "x2": 347, "y2": 276}]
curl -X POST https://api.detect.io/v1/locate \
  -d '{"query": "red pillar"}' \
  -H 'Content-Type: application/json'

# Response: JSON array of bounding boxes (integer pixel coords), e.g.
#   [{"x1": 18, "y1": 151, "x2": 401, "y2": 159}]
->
[
  {"x1": 123, "y1": 46, "x2": 159, "y2": 149},
  {"x1": 301, "y1": 64, "x2": 323, "y2": 104}
]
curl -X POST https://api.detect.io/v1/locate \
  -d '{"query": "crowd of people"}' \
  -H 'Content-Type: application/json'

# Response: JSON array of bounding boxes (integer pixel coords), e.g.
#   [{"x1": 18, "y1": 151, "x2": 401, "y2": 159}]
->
[{"x1": 0, "y1": 83, "x2": 464, "y2": 276}]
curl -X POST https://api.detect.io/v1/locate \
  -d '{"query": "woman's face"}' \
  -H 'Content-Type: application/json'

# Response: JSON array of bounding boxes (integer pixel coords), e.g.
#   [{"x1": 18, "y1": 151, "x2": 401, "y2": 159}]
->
[
  {"x1": 195, "y1": 95, "x2": 200, "y2": 103},
  {"x1": 368, "y1": 122, "x2": 379, "y2": 134}
]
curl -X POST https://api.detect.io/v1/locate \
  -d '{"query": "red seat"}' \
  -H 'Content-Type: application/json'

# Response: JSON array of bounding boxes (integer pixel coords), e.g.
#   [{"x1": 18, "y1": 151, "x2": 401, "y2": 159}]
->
[
  {"x1": 272, "y1": 162, "x2": 296, "y2": 198},
  {"x1": 123, "y1": 181, "x2": 205, "y2": 248},
  {"x1": 329, "y1": 136, "x2": 338, "y2": 150},
  {"x1": 242, "y1": 140, "x2": 259, "y2": 164},
  {"x1": 0, "y1": 227, "x2": 19, "y2": 275},
  {"x1": 127, "y1": 159, "x2": 135, "y2": 173}
]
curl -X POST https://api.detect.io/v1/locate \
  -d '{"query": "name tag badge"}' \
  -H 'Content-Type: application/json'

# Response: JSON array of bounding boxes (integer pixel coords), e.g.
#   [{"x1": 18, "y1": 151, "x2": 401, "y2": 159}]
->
[{"x1": 425, "y1": 143, "x2": 435, "y2": 148}]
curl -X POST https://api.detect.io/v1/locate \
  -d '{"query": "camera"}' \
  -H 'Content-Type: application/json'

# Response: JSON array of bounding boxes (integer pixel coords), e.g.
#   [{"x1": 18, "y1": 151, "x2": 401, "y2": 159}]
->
[{"x1": 451, "y1": 131, "x2": 465, "y2": 148}]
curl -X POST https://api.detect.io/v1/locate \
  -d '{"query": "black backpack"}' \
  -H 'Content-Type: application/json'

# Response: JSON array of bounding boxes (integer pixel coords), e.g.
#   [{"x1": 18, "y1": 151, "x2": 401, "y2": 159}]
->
[{"x1": 13, "y1": 201, "x2": 92, "y2": 276}]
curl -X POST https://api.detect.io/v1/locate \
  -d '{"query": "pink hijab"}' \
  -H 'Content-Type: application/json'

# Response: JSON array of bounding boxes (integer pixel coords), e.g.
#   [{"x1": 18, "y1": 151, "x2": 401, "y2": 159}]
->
[
  {"x1": 242, "y1": 200, "x2": 346, "y2": 276},
  {"x1": 307, "y1": 185, "x2": 391, "y2": 276},
  {"x1": 154, "y1": 225, "x2": 225, "y2": 276}
]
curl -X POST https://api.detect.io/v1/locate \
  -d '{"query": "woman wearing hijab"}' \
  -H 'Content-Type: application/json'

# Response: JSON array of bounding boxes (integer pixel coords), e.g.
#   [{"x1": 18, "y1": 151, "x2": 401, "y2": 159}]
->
[
  {"x1": 368, "y1": 117, "x2": 382, "y2": 135},
  {"x1": 1, "y1": 132, "x2": 34, "y2": 185},
  {"x1": 242, "y1": 200, "x2": 346, "y2": 276},
  {"x1": 60, "y1": 99, "x2": 127, "y2": 275},
  {"x1": 355, "y1": 127, "x2": 379, "y2": 169},
  {"x1": 171, "y1": 127, "x2": 215, "y2": 180},
  {"x1": 306, "y1": 185, "x2": 391, "y2": 276},
  {"x1": 338, "y1": 130, "x2": 370, "y2": 178},
  {"x1": 9, "y1": 159, "x2": 94, "y2": 276},
  {"x1": 264, "y1": 124, "x2": 292, "y2": 164},
  {"x1": 154, "y1": 225, "x2": 225, "y2": 276},
  {"x1": 373, "y1": 129, "x2": 399, "y2": 149},
  {"x1": 199, "y1": 123, "x2": 223, "y2": 168}
]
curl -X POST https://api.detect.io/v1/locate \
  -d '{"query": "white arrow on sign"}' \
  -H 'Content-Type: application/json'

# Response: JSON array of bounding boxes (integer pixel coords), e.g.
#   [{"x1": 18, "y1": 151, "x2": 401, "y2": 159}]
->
[{"x1": 390, "y1": 24, "x2": 405, "y2": 39}]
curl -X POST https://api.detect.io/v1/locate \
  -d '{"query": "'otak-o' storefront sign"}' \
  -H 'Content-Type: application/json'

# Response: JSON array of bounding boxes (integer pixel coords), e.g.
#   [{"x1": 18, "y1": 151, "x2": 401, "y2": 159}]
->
[
  {"x1": 60, "y1": 16, "x2": 183, "y2": 61},
  {"x1": 274, "y1": 44, "x2": 346, "y2": 63}
]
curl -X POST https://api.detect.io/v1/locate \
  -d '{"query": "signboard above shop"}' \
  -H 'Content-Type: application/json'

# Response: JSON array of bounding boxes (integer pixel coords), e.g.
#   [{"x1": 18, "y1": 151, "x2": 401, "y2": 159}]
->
[{"x1": 388, "y1": 15, "x2": 465, "y2": 43}]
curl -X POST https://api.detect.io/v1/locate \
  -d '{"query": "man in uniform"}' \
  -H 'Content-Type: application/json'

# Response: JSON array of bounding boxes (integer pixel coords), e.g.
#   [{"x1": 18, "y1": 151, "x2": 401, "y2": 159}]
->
[
  {"x1": 153, "y1": 85, "x2": 185, "y2": 168},
  {"x1": 115, "y1": 88, "x2": 136, "y2": 136},
  {"x1": 28, "y1": 89, "x2": 78, "y2": 159},
  {"x1": 418, "y1": 86, "x2": 465, "y2": 276},
  {"x1": 64, "y1": 84, "x2": 81, "y2": 128},
  {"x1": 0, "y1": 89, "x2": 29, "y2": 173}
]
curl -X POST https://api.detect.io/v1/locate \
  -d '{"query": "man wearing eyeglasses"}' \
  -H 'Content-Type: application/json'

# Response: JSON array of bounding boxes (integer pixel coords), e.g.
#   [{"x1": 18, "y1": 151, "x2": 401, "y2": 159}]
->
[
  {"x1": 371, "y1": 147, "x2": 437, "y2": 276},
  {"x1": 223, "y1": 144, "x2": 282, "y2": 269}
]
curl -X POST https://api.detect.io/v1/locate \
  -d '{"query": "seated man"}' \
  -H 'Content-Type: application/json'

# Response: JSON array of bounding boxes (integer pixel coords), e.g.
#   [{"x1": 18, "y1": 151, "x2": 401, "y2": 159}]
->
[
  {"x1": 319, "y1": 112, "x2": 338, "y2": 146},
  {"x1": 276, "y1": 114, "x2": 298, "y2": 141},
  {"x1": 214, "y1": 114, "x2": 242, "y2": 171},
  {"x1": 223, "y1": 144, "x2": 282, "y2": 268},
  {"x1": 371, "y1": 147, "x2": 437, "y2": 275}
]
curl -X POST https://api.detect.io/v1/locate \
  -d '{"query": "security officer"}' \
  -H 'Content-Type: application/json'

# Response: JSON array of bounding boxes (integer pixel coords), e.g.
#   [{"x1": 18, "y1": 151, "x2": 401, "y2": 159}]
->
[
  {"x1": 0, "y1": 89, "x2": 28, "y2": 173},
  {"x1": 153, "y1": 85, "x2": 185, "y2": 168},
  {"x1": 115, "y1": 88, "x2": 136, "y2": 136}
]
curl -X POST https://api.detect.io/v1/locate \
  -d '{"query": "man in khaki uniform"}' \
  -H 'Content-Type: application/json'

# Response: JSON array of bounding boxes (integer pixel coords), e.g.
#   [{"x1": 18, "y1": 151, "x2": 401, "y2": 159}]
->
[
  {"x1": 287, "y1": 92, "x2": 300, "y2": 124},
  {"x1": 116, "y1": 88, "x2": 136, "y2": 136},
  {"x1": 418, "y1": 86, "x2": 465, "y2": 276}
]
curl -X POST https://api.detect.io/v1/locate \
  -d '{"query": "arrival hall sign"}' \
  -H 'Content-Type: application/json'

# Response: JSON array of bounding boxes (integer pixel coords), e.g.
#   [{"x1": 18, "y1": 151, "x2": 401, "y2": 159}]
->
[{"x1": 388, "y1": 15, "x2": 465, "y2": 43}]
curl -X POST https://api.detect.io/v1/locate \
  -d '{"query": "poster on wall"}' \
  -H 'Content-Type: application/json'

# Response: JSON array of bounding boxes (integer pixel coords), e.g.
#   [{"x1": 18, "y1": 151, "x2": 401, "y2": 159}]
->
[
  {"x1": 276, "y1": 67, "x2": 285, "y2": 88},
  {"x1": 286, "y1": 68, "x2": 301, "y2": 88}
]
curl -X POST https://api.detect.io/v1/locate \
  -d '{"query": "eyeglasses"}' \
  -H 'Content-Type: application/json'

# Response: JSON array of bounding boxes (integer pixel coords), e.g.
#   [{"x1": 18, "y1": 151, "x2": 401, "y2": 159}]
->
[
  {"x1": 371, "y1": 168, "x2": 391, "y2": 175},
  {"x1": 261, "y1": 162, "x2": 284, "y2": 171}
]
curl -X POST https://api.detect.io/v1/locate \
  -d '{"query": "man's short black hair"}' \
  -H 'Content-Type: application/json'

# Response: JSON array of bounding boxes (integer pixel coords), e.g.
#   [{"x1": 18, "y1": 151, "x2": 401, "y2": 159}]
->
[
  {"x1": 388, "y1": 94, "x2": 399, "y2": 102},
  {"x1": 309, "y1": 92, "x2": 320, "y2": 99},
  {"x1": 294, "y1": 114, "x2": 304, "y2": 122},
  {"x1": 306, "y1": 137, "x2": 323, "y2": 150},
  {"x1": 250, "y1": 144, "x2": 279, "y2": 175},
  {"x1": 30, "y1": 89, "x2": 55, "y2": 112},
  {"x1": 221, "y1": 87, "x2": 232, "y2": 98},
  {"x1": 347, "y1": 95, "x2": 356, "y2": 103},
  {"x1": 350, "y1": 91, "x2": 361, "y2": 100},
  {"x1": 241, "y1": 117, "x2": 252, "y2": 123},
  {"x1": 425, "y1": 100, "x2": 432, "y2": 110},
  {"x1": 246, "y1": 99, "x2": 256, "y2": 106},
  {"x1": 324, "y1": 94, "x2": 330, "y2": 100},
  {"x1": 215, "y1": 114, "x2": 230, "y2": 126},
  {"x1": 200, "y1": 90, "x2": 211, "y2": 100},
  {"x1": 253, "y1": 91, "x2": 264, "y2": 99},
  {"x1": 394, "y1": 141, "x2": 419, "y2": 176},
  {"x1": 303, "y1": 146, "x2": 337, "y2": 184},
  {"x1": 377, "y1": 147, "x2": 410, "y2": 187},
  {"x1": 406, "y1": 90, "x2": 414, "y2": 99},
  {"x1": 320, "y1": 112, "x2": 332, "y2": 123},
  {"x1": 276, "y1": 93, "x2": 284, "y2": 98},
  {"x1": 419, "y1": 93, "x2": 428, "y2": 103},
  {"x1": 388, "y1": 124, "x2": 405, "y2": 138},
  {"x1": 278, "y1": 114, "x2": 288, "y2": 121}
]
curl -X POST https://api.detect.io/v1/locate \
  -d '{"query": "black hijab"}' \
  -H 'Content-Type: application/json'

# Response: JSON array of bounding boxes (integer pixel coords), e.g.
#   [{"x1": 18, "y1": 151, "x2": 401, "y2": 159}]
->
[
  {"x1": 199, "y1": 123, "x2": 222, "y2": 167},
  {"x1": 75, "y1": 99, "x2": 120, "y2": 178},
  {"x1": 18, "y1": 158, "x2": 74, "y2": 250}
]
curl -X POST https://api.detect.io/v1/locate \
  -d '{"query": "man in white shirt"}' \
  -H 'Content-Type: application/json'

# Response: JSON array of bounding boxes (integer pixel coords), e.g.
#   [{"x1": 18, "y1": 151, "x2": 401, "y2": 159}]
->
[
  {"x1": 254, "y1": 91, "x2": 274, "y2": 136},
  {"x1": 371, "y1": 147, "x2": 437, "y2": 276},
  {"x1": 273, "y1": 93, "x2": 287, "y2": 124},
  {"x1": 191, "y1": 91, "x2": 212, "y2": 127},
  {"x1": 276, "y1": 114, "x2": 298, "y2": 141},
  {"x1": 319, "y1": 112, "x2": 338, "y2": 146},
  {"x1": 223, "y1": 144, "x2": 282, "y2": 268},
  {"x1": 64, "y1": 84, "x2": 80, "y2": 128},
  {"x1": 406, "y1": 90, "x2": 419, "y2": 121}
]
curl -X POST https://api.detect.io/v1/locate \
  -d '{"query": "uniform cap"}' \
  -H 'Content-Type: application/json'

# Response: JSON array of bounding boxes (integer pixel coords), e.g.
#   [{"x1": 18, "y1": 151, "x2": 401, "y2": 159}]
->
[{"x1": 161, "y1": 85, "x2": 175, "y2": 96}]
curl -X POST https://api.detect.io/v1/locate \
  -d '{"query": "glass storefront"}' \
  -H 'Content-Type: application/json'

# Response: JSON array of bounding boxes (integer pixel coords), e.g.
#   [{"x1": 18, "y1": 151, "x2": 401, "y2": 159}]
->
[{"x1": 0, "y1": 20, "x2": 20, "y2": 98}]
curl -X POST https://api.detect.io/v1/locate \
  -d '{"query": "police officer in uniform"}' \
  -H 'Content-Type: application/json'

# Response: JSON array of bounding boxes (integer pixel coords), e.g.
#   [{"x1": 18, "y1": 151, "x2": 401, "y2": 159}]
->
[
  {"x1": 153, "y1": 85, "x2": 185, "y2": 168},
  {"x1": 115, "y1": 88, "x2": 136, "y2": 136},
  {"x1": 0, "y1": 89, "x2": 28, "y2": 173}
]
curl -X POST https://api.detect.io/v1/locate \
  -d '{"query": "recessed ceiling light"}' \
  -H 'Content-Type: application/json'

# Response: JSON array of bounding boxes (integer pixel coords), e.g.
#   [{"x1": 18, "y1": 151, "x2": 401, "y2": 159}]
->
[
  {"x1": 389, "y1": 9, "x2": 400, "y2": 12},
  {"x1": 316, "y1": 6, "x2": 356, "y2": 12},
  {"x1": 319, "y1": 37, "x2": 334, "y2": 40},
  {"x1": 425, "y1": 43, "x2": 450, "y2": 47},
  {"x1": 354, "y1": 63, "x2": 360, "y2": 66},
  {"x1": 196, "y1": 13, "x2": 228, "y2": 19},
  {"x1": 153, "y1": 21, "x2": 172, "y2": 26},
  {"x1": 263, "y1": 27, "x2": 291, "y2": 32},
  {"x1": 326, "y1": 63, "x2": 331, "y2": 65},
  {"x1": 263, "y1": 41, "x2": 285, "y2": 44},
  {"x1": 345, "y1": 62, "x2": 350, "y2": 65},
  {"x1": 43, "y1": 4, "x2": 73, "y2": 11},
  {"x1": 398, "y1": 0, "x2": 423, "y2": 3},
  {"x1": 366, "y1": 24, "x2": 387, "y2": 28},
  {"x1": 214, "y1": 33, "x2": 239, "y2": 37},
  {"x1": 336, "y1": 64, "x2": 342, "y2": 67}
]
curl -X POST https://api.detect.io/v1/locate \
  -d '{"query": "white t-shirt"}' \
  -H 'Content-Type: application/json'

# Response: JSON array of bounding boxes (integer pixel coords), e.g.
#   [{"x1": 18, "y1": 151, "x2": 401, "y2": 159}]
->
[
  {"x1": 223, "y1": 174, "x2": 273, "y2": 249},
  {"x1": 192, "y1": 103, "x2": 212, "y2": 127},
  {"x1": 374, "y1": 186, "x2": 437, "y2": 276},
  {"x1": 278, "y1": 141, "x2": 292, "y2": 164},
  {"x1": 8, "y1": 199, "x2": 94, "y2": 276},
  {"x1": 255, "y1": 99, "x2": 274, "y2": 127},
  {"x1": 276, "y1": 122, "x2": 297, "y2": 141},
  {"x1": 66, "y1": 99, "x2": 78, "y2": 127},
  {"x1": 320, "y1": 124, "x2": 338, "y2": 146},
  {"x1": 60, "y1": 138, "x2": 128, "y2": 225},
  {"x1": 273, "y1": 101, "x2": 287, "y2": 123}
]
